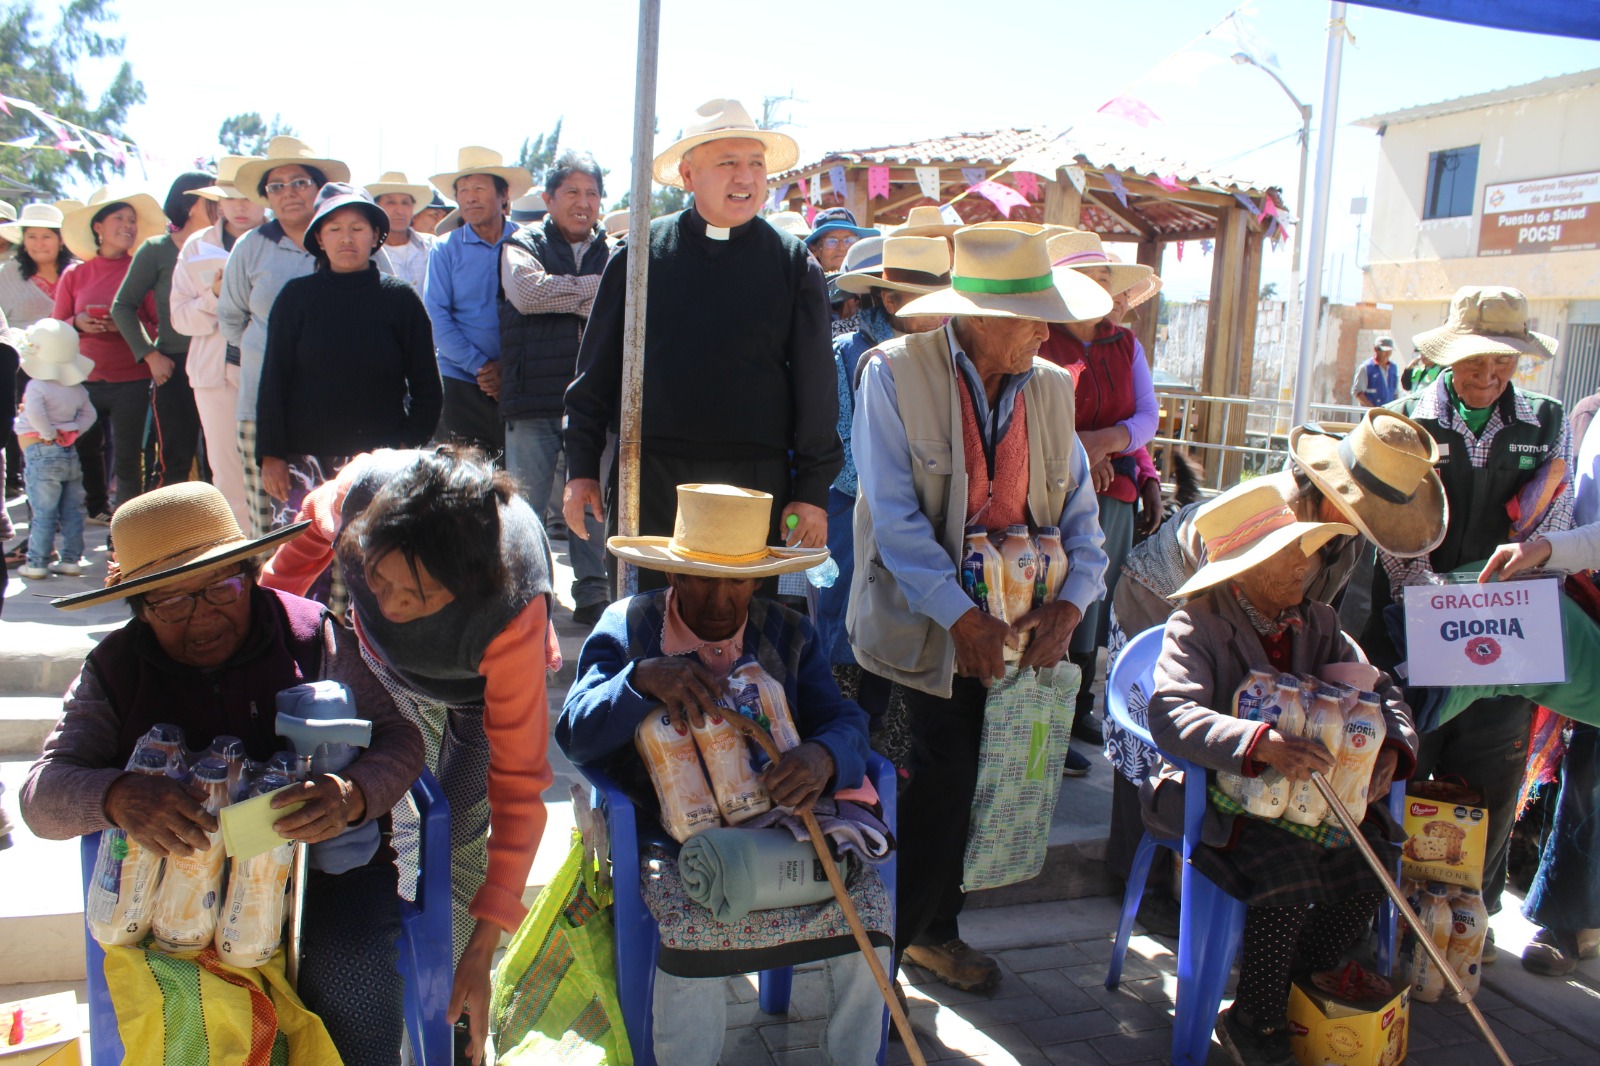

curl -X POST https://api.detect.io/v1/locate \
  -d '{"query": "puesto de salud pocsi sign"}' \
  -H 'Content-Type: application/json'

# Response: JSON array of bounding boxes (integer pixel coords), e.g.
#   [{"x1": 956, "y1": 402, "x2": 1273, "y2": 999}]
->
[
  {"x1": 1403, "y1": 577, "x2": 1566, "y2": 686},
  {"x1": 1478, "y1": 170, "x2": 1600, "y2": 257}
]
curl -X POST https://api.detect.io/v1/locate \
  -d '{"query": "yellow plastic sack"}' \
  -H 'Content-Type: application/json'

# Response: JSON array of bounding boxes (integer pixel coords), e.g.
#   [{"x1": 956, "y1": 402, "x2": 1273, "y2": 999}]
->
[{"x1": 102, "y1": 944, "x2": 341, "y2": 1065}]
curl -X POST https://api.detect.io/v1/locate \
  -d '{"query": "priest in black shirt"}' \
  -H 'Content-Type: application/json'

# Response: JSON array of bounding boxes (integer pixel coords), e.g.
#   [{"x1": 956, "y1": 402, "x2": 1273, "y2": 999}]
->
[{"x1": 562, "y1": 98, "x2": 842, "y2": 587}]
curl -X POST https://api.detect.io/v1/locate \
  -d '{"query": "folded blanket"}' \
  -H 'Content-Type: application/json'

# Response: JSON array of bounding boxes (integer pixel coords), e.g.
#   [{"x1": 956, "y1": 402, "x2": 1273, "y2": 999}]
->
[
  {"x1": 678, "y1": 827, "x2": 844, "y2": 922},
  {"x1": 741, "y1": 798, "x2": 895, "y2": 864}
]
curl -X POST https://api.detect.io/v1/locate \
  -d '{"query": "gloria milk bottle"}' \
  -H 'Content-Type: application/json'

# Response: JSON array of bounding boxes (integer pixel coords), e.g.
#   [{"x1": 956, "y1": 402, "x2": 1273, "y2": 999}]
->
[
  {"x1": 1330, "y1": 691, "x2": 1388, "y2": 823},
  {"x1": 1218, "y1": 669, "x2": 1286, "y2": 818},
  {"x1": 1285, "y1": 687, "x2": 1343, "y2": 826},
  {"x1": 729, "y1": 655, "x2": 802, "y2": 754},
  {"x1": 1033, "y1": 526, "x2": 1067, "y2": 607},
  {"x1": 1447, "y1": 887, "x2": 1489, "y2": 999},
  {"x1": 635, "y1": 709, "x2": 721, "y2": 842},
  {"x1": 960, "y1": 527, "x2": 1004, "y2": 619},
  {"x1": 150, "y1": 756, "x2": 233, "y2": 952},
  {"x1": 1409, "y1": 882, "x2": 1456, "y2": 1003},
  {"x1": 691, "y1": 711, "x2": 772, "y2": 824},
  {"x1": 214, "y1": 772, "x2": 295, "y2": 966},
  {"x1": 86, "y1": 745, "x2": 172, "y2": 946}
]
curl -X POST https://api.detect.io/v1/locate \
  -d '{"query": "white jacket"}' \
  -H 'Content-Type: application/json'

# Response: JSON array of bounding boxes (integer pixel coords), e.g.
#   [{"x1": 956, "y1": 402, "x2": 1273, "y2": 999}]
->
[{"x1": 169, "y1": 223, "x2": 235, "y2": 390}]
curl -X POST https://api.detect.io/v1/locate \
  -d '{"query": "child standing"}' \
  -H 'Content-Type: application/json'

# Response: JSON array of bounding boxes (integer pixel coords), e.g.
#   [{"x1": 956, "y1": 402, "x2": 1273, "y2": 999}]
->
[{"x1": 14, "y1": 319, "x2": 96, "y2": 580}]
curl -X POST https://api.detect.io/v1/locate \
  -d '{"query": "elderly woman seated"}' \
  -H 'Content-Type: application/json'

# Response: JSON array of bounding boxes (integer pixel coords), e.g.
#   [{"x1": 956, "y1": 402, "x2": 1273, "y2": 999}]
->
[
  {"x1": 20, "y1": 482, "x2": 423, "y2": 1066},
  {"x1": 556, "y1": 484, "x2": 889, "y2": 1066},
  {"x1": 1142, "y1": 481, "x2": 1418, "y2": 1066}
]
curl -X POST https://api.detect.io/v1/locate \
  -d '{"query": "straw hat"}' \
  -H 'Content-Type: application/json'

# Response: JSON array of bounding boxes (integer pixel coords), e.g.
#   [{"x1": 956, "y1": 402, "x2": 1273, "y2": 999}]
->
[
  {"x1": 1046, "y1": 231, "x2": 1152, "y2": 296},
  {"x1": 836, "y1": 235, "x2": 952, "y2": 296},
  {"x1": 53, "y1": 482, "x2": 308, "y2": 610},
  {"x1": 1124, "y1": 271, "x2": 1162, "y2": 310},
  {"x1": 1412, "y1": 285, "x2": 1557, "y2": 367},
  {"x1": 652, "y1": 98, "x2": 800, "y2": 188},
  {"x1": 61, "y1": 187, "x2": 168, "y2": 261},
  {"x1": 54, "y1": 199, "x2": 85, "y2": 216},
  {"x1": 603, "y1": 210, "x2": 630, "y2": 238},
  {"x1": 1172, "y1": 482, "x2": 1356, "y2": 600},
  {"x1": 766, "y1": 210, "x2": 811, "y2": 240},
  {"x1": 233, "y1": 137, "x2": 352, "y2": 206},
  {"x1": 897, "y1": 224, "x2": 1112, "y2": 323},
  {"x1": 0, "y1": 202, "x2": 12, "y2": 223},
  {"x1": 607, "y1": 484, "x2": 828, "y2": 578},
  {"x1": 187, "y1": 156, "x2": 259, "y2": 202},
  {"x1": 430, "y1": 146, "x2": 533, "y2": 202},
  {"x1": 894, "y1": 205, "x2": 964, "y2": 239},
  {"x1": 1289, "y1": 408, "x2": 1447, "y2": 558},
  {"x1": 365, "y1": 170, "x2": 433, "y2": 207},
  {"x1": 0, "y1": 202, "x2": 64, "y2": 244},
  {"x1": 17, "y1": 319, "x2": 94, "y2": 387}
]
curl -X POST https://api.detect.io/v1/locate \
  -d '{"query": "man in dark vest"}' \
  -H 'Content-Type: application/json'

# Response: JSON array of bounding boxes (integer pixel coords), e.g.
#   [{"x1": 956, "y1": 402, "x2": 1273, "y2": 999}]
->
[
  {"x1": 1362, "y1": 285, "x2": 1569, "y2": 943},
  {"x1": 500, "y1": 150, "x2": 611, "y2": 623},
  {"x1": 563, "y1": 98, "x2": 841, "y2": 591}
]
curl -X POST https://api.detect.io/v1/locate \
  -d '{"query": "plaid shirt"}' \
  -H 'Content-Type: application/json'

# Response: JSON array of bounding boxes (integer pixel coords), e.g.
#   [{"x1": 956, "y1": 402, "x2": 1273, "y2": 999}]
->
[
  {"x1": 501, "y1": 233, "x2": 602, "y2": 318},
  {"x1": 1381, "y1": 376, "x2": 1574, "y2": 591}
]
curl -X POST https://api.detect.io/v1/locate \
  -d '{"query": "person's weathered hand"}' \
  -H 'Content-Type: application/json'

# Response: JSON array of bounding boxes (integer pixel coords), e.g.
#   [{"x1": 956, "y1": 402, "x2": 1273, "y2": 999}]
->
[
  {"x1": 632, "y1": 656, "x2": 725, "y2": 729},
  {"x1": 760, "y1": 741, "x2": 835, "y2": 810},
  {"x1": 145, "y1": 352, "x2": 175, "y2": 386},
  {"x1": 261, "y1": 456, "x2": 291, "y2": 501},
  {"x1": 270, "y1": 774, "x2": 365, "y2": 843},
  {"x1": 1479, "y1": 537, "x2": 1552, "y2": 583},
  {"x1": 779, "y1": 501, "x2": 827, "y2": 549},
  {"x1": 103, "y1": 771, "x2": 217, "y2": 857},
  {"x1": 951, "y1": 607, "x2": 1009, "y2": 686},
  {"x1": 476, "y1": 361, "x2": 501, "y2": 400},
  {"x1": 1091, "y1": 459, "x2": 1114, "y2": 494},
  {"x1": 1367, "y1": 747, "x2": 1400, "y2": 803},
  {"x1": 1137, "y1": 477, "x2": 1164, "y2": 538},
  {"x1": 448, "y1": 918, "x2": 500, "y2": 1065},
  {"x1": 1253, "y1": 729, "x2": 1336, "y2": 782},
  {"x1": 1078, "y1": 427, "x2": 1127, "y2": 469},
  {"x1": 1013, "y1": 600, "x2": 1083, "y2": 671},
  {"x1": 563, "y1": 479, "x2": 604, "y2": 540}
]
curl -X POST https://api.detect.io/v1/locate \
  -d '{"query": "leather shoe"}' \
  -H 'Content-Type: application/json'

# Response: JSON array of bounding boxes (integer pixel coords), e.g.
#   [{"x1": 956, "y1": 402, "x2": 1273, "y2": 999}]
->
[
  {"x1": 1522, "y1": 929, "x2": 1578, "y2": 976},
  {"x1": 903, "y1": 939, "x2": 1001, "y2": 993},
  {"x1": 1062, "y1": 747, "x2": 1091, "y2": 777},
  {"x1": 1072, "y1": 713, "x2": 1104, "y2": 745},
  {"x1": 572, "y1": 602, "x2": 608, "y2": 626}
]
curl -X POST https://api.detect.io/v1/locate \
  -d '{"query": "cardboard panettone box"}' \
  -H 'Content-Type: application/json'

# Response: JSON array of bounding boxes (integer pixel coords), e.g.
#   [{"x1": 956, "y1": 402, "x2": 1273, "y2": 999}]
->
[
  {"x1": 1401, "y1": 781, "x2": 1488, "y2": 889},
  {"x1": 1288, "y1": 964, "x2": 1408, "y2": 1066}
]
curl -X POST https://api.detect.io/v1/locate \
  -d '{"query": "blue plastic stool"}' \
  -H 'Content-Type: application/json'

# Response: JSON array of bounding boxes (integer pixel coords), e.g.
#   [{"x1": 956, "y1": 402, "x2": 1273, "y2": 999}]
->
[
  {"x1": 582, "y1": 750, "x2": 898, "y2": 1066},
  {"x1": 82, "y1": 770, "x2": 453, "y2": 1066}
]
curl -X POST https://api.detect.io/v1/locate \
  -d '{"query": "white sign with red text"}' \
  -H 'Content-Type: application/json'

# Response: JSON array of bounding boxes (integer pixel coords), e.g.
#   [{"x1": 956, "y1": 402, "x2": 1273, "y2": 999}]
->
[{"x1": 1403, "y1": 577, "x2": 1566, "y2": 686}]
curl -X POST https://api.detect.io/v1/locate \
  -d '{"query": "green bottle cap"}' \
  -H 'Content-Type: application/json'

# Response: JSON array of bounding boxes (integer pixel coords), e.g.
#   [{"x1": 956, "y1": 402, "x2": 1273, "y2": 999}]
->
[{"x1": 786, "y1": 513, "x2": 799, "y2": 530}]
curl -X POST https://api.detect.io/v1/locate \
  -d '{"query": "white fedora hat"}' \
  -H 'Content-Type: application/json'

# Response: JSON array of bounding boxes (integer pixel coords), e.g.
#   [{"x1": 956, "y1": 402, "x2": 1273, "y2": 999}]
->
[
  {"x1": 898, "y1": 224, "x2": 1113, "y2": 323},
  {"x1": 894, "y1": 204, "x2": 964, "y2": 239},
  {"x1": 608, "y1": 484, "x2": 827, "y2": 579},
  {"x1": 0, "y1": 202, "x2": 64, "y2": 244},
  {"x1": 61, "y1": 187, "x2": 168, "y2": 261},
  {"x1": 365, "y1": 171, "x2": 434, "y2": 207},
  {"x1": 430, "y1": 146, "x2": 534, "y2": 202},
  {"x1": 233, "y1": 137, "x2": 351, "y2": 206},
  {"x1": 186, "y1": 156, "x2": 261, "y2": 202},
  {"x1": 652, "y1": 98, "x2": 799, "y2": 188}
]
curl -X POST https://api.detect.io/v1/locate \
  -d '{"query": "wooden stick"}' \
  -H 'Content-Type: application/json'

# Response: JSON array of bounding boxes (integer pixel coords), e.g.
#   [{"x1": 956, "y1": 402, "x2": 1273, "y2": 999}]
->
[
  {"x1": 720, "y1": 713, "x2": 927, "y2": 1064},
  {"x1": 1309, "y1": 772, "x2": 1513, "y2": 1066}
]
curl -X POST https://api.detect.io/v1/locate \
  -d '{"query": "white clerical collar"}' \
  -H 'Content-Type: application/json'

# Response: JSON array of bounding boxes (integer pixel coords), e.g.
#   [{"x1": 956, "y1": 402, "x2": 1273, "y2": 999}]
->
[{"x1": 705, "y1": 223, "x2": 731, "y2": 240}]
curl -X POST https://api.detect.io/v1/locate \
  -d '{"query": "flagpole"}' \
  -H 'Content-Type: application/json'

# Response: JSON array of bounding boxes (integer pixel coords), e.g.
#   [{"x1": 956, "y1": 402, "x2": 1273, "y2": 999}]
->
[{"x1": 1292, "y1": 2, "x2": 1348, "y2": 426}]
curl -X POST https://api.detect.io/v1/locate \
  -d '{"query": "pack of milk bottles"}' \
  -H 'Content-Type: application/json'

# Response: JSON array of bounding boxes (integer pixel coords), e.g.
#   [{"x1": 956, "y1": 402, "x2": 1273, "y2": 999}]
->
[
  {"x1": 85, "y1": 724, "x2": 307, "y2": 967},
  {"x1": 959, "y1": 525, "x2": 1068, "y2": 660},
  {"x1": 1403, "y1": 879, "x2": 1490, "y2": 1002}
]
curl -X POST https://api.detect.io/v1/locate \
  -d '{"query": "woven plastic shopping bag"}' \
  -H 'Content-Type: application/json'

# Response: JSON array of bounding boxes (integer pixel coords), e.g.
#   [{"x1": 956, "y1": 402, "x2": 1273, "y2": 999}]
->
[
  {"x1": 961, "y1": 661, "x2": 1081, "y2": 892},
  {"x1": 491, "y1": 831, "x2": 632, "y2": 1065}
]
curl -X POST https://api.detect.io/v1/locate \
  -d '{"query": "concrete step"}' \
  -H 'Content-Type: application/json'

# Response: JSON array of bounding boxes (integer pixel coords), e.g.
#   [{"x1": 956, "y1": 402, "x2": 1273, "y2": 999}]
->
[{"x1": 0, "y1": 694, "x2": 61, "y2": 760}]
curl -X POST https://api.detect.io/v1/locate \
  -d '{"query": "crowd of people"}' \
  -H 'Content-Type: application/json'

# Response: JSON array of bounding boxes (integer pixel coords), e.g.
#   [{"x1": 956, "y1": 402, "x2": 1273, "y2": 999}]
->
[{"x1": 2, "y1": 95, "x2": 1596, "y2": 1066}]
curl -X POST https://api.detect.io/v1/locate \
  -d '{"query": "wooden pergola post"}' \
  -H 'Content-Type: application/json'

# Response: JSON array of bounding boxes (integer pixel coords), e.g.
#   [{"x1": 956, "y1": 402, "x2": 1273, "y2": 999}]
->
[
  {"x1": 1134, "y1": 235, "x2": 1163, "y2": 360},
  {"x1": 1042, "y1": 169, "x2": 1083, "y2": 227},
  {"x1": 846, "y1": 168, "x2": 873, "y2": 227},
  {"x1": 1200, "y1": 205, "x2": 1261, "y2": 487}
]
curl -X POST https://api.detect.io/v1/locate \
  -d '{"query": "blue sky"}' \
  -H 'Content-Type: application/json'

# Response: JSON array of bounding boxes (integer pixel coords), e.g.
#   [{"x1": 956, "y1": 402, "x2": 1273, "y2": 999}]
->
[{"x1": 48, "y1": 0, "x2": 1600, "y2": 301}]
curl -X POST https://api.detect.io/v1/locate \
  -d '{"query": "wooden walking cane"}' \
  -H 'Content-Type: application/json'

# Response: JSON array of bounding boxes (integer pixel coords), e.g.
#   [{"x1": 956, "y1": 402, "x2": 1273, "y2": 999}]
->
[
  {"x1": 1309, "y1": 772, "x2": 1514, "y2": 1066},
  {"x1": 719, "y1": 712, "x2": 927, "y2": 1064}
]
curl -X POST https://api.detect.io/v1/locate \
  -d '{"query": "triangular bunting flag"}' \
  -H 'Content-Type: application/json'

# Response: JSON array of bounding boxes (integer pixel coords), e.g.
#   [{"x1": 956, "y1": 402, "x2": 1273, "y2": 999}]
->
[
  {"x1": 867, "y1": 165, "x2": 890, "y2": 200},
  {"x1": 915, "y1": 167, "x2": 941, "y2": 201}
]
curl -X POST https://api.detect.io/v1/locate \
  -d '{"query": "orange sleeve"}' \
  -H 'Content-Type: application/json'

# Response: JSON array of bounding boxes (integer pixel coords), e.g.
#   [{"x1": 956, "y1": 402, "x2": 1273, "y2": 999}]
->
[
  {"x1": 470, "y1": 594, "x2": 554, "y2": 932},
  {"x1": 259, "y1": 459, "x2": 366, "y2": 596}
]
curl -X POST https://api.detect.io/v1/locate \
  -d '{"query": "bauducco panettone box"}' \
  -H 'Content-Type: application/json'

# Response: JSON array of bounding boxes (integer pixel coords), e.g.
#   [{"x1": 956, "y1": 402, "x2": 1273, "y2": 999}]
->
[
  {"x1": 1288, "y1": 965, "x2": 1408, "y2": 1066},
  {"x1": 1401, "y1": 782, "x2": 1487, "y2": 889}
]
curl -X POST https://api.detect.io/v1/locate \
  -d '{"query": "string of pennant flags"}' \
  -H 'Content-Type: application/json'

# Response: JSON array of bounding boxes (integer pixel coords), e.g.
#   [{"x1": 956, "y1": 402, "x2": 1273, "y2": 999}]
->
[{"x1": 0, "y1": 93, "x2": 151, "y2": 177}]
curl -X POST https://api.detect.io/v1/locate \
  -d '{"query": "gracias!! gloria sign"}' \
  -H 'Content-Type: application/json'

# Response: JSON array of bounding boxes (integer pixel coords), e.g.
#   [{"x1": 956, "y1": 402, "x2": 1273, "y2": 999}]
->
[{"x1": 1402, "y1": 577, "x2": 1567, "y2": 687}]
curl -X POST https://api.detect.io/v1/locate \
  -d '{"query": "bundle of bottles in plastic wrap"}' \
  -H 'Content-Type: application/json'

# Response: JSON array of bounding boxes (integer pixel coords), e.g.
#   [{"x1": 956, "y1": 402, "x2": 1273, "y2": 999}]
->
[{"x1": 959, "y1": 524, "x2": 1068, "y2": 660}]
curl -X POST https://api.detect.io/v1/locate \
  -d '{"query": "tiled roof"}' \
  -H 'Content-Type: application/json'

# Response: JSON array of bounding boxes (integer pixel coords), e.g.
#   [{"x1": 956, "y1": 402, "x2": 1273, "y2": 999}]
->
[{"x1": 1354, "y1": 68, "x2": 1600, "y2": 128}]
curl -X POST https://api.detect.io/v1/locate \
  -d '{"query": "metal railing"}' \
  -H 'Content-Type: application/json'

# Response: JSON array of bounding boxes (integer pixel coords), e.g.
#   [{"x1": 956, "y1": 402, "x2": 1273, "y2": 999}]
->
[{"x1": 1151, "y1": 390, "x2": 1368, "y2": 492}]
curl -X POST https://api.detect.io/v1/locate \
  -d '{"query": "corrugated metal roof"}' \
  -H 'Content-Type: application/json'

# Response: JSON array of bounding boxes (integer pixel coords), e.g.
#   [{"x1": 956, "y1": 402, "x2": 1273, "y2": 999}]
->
[{"x1": 1353, "y1": 68, "x2": 1600, "y2": 128}]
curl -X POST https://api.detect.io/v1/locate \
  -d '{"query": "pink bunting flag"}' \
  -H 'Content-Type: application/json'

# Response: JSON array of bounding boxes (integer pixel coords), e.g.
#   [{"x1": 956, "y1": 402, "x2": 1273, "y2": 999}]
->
[
  {"x1": 1014, "y1": 171, "x2": 1039, "y2": 200},
  {"x1": 1103, "y1": 169, "x2": 1130, "y2": 208},
  {"x1": 805, "y1": 203, "x2": 816, "y2": 225},
  {"x1": 1175, "y1": 240, "x2": 1185, "y2": 262},
  {"x1": 0, "y1": 95, "x2": 10, "y2": 116},
  {"x1": 796, "y1": 177, "x2": 808, "y2": 199},
  {"x1": 867, "y1": 165, "x2": 890, "y2": 200},
  {"x1": 1150, "y1": 173, "x2": 1183, "y2": 192},
  {"x1": 971, "y1": 180, "x2": 1030, "y2": 219},
  {"x1": 1097, "y1": 95, "x2": 1160, "y2": 128},
  {"x1": 1259, "y1": 198, "x2": 1280, "y2": 223}
]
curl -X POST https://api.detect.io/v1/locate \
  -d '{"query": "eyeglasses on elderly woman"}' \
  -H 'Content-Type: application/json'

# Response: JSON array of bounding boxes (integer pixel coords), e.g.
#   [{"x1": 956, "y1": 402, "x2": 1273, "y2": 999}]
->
[{"x1": 142, "y1": 572, "x2": 250, "y2": 624}]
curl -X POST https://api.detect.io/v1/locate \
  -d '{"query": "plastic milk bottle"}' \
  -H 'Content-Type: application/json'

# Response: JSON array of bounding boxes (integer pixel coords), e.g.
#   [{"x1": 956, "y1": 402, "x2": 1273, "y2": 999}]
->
[
  {"x1": 1447, "y1": 887, "x2": 1489, "y2": 999},
  {"x1": 150, "y1": 756, "x2": 233, "y2": 952},
  {"x1": 998, "y1": 526, "x2": 1038, "y2": 626},
  {"x1": 635, "y1": 710, "x2": 722, "y2": 842},
  {"x1": 1033, "y1": 526, "x2": 1067, "y2": 607},
  {"x1": 960, "y1": 527, "x2": 1004, "y2": 619},
  {"x1": 214, "y1": 772, "x2": 295, "y2": 966},
  {"x1": 1285, "y1": 688, "x2": 1344, "y2": 826},
  {"x1": 729, "y1": 655, "x2": 802, "y2": 754},
  {"x1": 1409, "y1": 882, "x2": 1456, "y2": 1003},
  {"x1": 86, "y1": 745, "x2": 172, "y2": 947},
  {"x1": 691, "y1": 711, "x2": 772, "y2": 824},
  {"x1": 1330, "y1": 691, "x2": 1388, "y2": 823},
  {"x1": 1218, "y1": 669, "x2": 1286, "y2": 818}
]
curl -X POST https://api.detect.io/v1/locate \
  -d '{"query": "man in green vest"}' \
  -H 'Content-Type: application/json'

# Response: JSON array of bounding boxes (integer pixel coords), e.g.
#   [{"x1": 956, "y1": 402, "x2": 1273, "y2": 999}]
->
[
  {"x1": 1363, "y1": 285, "x2": 1568, "y2": 947},
  {"x1": 849, "y1": 224, "x2": 1111, "y2": 994}
]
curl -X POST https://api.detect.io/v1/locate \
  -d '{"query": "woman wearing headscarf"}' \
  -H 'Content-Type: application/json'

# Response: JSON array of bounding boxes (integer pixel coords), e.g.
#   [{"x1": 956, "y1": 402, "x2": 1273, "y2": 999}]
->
[
  {"x1": 0, "y1": 203, "x2": 75, "y2": 507},
  {"x1": 111, "y1": 171, "x2": 217, "y2": 491},
  {"x1": 54, "y1": 188, "x2": 167, "y2": 518},
  {"x1": 168, "y1": 157, "x2": 268, "y2": 530},
  {"x1": 1145, "y1": 481, "x2": 1417, "y2": 1066}
]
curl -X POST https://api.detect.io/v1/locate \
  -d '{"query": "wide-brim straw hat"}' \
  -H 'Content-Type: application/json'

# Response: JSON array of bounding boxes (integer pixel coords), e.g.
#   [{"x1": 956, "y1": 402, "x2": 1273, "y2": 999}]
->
[
  {"x1": 608, "y1": 484, "x2": 828, "y2": 578},
  {"x1": 766, "y1": 210, "x2": 811, "y2": 239},
  {"x1": 1173, "y1": 481, "x2": 1356, "y2": 600},
  {"x1": 233, "y1": 137, "x2": 352, "y2": 206},
  {"x1": 434, "y1": 207, "x2": 463, "y2": 234},
  {"x1": 0, "y1": 201, "x2": 12, "y2": 223},
  {"x1": 54, "y1": 482, "x2": 308, "y2": 610},
  {"x1": 1124, "y1": 271, "x2": 1162, "y2": 310},
  {"x1": 894, "y1": 205, "x2": 964, "y2": 239},
  {"x1": 187, "y1": 155, "x2": 259, "y2": 202},
  {"x1": 61, "y1": 187, "x2": 168, "y2": 261},
  {"x1": 1412, "y1": 285, "x2": 1557, "y2": 367},
  {"x1": 652, "y1": 98, "x2": 799, "y2": 188},
  {"x1": 837, "y1": 235, "x2": 952, "y2": 296},
  {"x1": 17, "y1": 319, "x2": 95, "y2": 387},
  {"x1": 430, "y1": 146, "x2": 534, "y2": 202},
  {"x1": 0, "y1": 202, "x2": 64, "y2": 244},
  {"x1": 365, "y1": 170, "x2": 433, "y2": 206},
  {"x1": 1047, "y1": 230, "x2": 1152, "y2": 296},
  {"x1": 603, "y1": 209, "x2": 630, "y2": 238},
  {"x1": 1289, "y1": 408, "x2": 1447, "y2": 558},
  {"x1": 897, "y1": 224, "x2": 1112, "y2": 323}
]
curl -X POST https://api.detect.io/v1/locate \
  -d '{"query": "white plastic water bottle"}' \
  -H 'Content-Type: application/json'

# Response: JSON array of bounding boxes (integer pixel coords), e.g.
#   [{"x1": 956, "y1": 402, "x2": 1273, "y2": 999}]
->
[{"x1": 786, "y1": 512, "x2": 839, "y2": 587}]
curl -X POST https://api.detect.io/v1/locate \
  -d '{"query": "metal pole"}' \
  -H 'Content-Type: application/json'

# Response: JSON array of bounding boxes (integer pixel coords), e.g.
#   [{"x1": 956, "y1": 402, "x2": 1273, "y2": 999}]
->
[
  {"x1": 1291, "y1": 2, "x2": 1348, "y2": 427},
  {"x1": 617, "y1": 0, "x2": 661, "y2": 597},
  {"x1": 1282, "y1": 105, "x2": 1311, "y2": 432}
]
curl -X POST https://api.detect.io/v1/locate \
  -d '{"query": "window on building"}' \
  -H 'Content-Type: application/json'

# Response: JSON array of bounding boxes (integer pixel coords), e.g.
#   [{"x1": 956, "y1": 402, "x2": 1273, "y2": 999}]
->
[{"x1": 1423, "y1": 145, "x2": 1479, "y2": 220}]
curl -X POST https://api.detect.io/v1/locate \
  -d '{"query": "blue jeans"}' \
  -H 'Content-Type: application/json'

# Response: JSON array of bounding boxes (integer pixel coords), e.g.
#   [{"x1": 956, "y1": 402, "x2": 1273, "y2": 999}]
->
[
  {"x1": 1524, "y1": 723, "x2": 1600, "y2": 934},
  {"x1": 815, "y1": 486, "x2": 857, "y2": 666},
  {"x1": 23, "y1": 441, "x2": 85, "y2": 568},
  {"x1": 504, "y1": 415, "x2": 608, "y2": 607}
]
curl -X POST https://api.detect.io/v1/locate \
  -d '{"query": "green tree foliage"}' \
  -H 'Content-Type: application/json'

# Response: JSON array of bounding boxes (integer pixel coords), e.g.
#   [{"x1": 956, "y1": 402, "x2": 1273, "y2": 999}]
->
[
  {"x1": 516, "y1": 118, "x2": 564, "y2": 183},
  {"x1": 218, "y1": 112, "x2": 296, "y2": 157},
  {"x1": 0, "y1": 0, "x2": 145, "y2": 197}
]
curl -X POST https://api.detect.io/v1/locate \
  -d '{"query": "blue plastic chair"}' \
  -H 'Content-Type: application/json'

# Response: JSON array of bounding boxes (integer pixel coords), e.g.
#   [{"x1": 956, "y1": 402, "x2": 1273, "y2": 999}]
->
[
  {"x1": 82, "y1": 770, "x2": 453, "y2": 1066},
  {"x1": 579, "y1": 750, "x2": 898, "y2": 1066}
]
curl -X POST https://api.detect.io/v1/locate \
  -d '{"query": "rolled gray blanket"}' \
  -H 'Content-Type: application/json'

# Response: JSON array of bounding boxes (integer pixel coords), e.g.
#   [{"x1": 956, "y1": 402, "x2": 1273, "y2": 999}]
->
[{"x1": 679, "y1": 827, "x2": 845, "y2": 921}]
